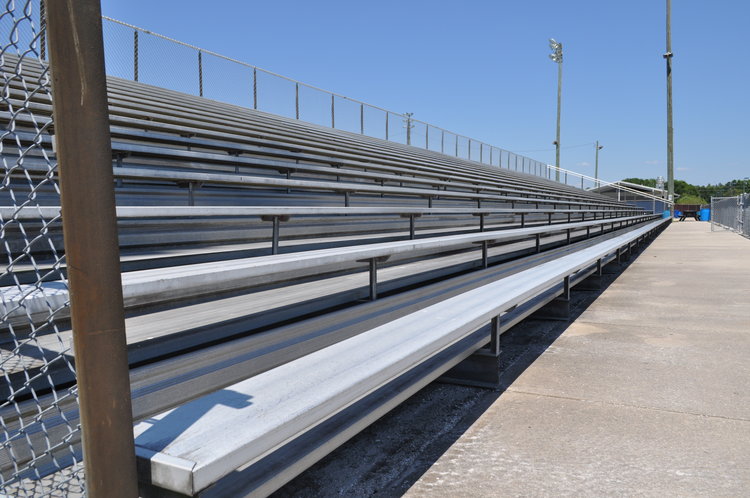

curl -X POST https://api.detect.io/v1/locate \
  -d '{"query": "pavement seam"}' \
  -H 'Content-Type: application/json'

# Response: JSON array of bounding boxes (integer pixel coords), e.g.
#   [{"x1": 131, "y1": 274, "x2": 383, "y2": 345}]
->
[{"x1": 504, "y1": 387, "x2": 750, "y2": 423}]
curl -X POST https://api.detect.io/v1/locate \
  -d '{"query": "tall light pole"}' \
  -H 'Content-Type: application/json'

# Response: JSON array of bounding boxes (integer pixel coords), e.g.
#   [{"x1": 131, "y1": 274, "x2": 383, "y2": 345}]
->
[
  {"x1": 665, "y1": 0, "x2": 675, "y2": 214},
  {"x1": 549, "y1": 38, "x2": 563, "y2": 182},
  {"x1": 595, "y1": 141, "x2": 603, "y2": 187}
]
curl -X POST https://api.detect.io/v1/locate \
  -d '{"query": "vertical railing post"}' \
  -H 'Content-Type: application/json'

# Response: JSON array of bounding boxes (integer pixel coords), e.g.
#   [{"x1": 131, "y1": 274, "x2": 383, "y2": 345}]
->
[
  {"x1": 441, "y1": 130, "x2": 445, "y2": 154},
  {"x1": 360, "y1": 103, "x2": 364, "y2": 134},
  {"x1": 45, "y1": 0, "x2": 138, "y2": 496},
  {"x1": 295, "y1": 83, "x2": 300, "y2": 119},
  {"x1": 331, "y1": 94, "x2": 335, "y2": 128},
  {"x1": 39, "y1": 0, "x2": 46, "y2": 59},
  {"x1": 385, "y1": 112, "x2": 389, "y2": 140},
  {"x1": 133, "y1": 29, "x2": 138, "y2": 81},
  {"x1": 253, "y1": 67, "x2": 258, "y2": 109},
  {"x1": 198, "y1": 50, "x2": 203, "y2": 96}
]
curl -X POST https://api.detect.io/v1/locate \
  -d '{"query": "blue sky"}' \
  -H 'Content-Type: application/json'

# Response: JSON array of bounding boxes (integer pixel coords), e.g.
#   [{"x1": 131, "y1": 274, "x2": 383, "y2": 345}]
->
[{"x1": 100, "y1": 0, "x2": 749, "y2": 185}]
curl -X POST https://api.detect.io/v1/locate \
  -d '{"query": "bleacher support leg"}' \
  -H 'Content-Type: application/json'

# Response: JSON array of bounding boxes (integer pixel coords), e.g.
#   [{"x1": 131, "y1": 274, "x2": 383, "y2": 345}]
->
[
  {"x1": 531, "y1": 276, "x2": 571, "y2": 321},
  {"x1": 369, "y1": 258, "x2": 378, "y2": 300},
  {"x1": 439, "y1": 316, "x2": 502, "y2": 389}
]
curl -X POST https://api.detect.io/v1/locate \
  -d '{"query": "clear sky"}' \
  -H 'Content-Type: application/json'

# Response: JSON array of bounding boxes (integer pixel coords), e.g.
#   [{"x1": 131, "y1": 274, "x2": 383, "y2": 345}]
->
[{"x1": 100, "y1": 0, "x2": 749, "y2": 185}]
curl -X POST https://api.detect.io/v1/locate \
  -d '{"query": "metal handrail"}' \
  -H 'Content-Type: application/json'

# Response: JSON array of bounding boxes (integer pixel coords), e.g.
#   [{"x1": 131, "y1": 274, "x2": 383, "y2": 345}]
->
[{"x1": 546, "y1": 164, "x2": 674, "y2": 205}]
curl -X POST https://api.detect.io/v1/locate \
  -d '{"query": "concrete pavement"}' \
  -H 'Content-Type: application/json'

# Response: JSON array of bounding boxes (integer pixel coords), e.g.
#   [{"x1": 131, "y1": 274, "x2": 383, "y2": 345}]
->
[{"x1": 406, "y1": 221, "x2": 750, "y2": 496}]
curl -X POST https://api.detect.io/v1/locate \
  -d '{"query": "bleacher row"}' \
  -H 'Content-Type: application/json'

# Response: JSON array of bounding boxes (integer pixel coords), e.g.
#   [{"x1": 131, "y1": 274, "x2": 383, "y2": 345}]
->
[{"x1": 0, "y1": 54, "x2": 669, "y2": 496}]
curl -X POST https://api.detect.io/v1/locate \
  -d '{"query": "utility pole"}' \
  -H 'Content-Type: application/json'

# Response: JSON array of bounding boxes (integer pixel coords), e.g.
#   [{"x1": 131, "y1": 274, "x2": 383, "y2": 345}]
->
[
  {"x1": 549, "y1": 39, "x2": 563, "y2": 182},
  {"x1": 665, "y1": 0, "x2": 675, "y2": 215},
  {"x1": 594, "y1": 141, "x2": 603, "y2": 188}
]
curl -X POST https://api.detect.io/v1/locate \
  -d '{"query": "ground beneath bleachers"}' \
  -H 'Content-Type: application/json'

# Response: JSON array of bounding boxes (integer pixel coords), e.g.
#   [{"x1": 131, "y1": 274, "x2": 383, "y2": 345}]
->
[{"x1": 275, "y1": 220, "x2": 750, "y2": 496}]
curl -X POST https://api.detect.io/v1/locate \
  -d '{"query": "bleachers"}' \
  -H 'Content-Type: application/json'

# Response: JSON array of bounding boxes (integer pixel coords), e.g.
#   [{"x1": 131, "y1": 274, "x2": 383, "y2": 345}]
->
[{"x1": 0, "y1": 54, "x2": 666, "y2": 495}]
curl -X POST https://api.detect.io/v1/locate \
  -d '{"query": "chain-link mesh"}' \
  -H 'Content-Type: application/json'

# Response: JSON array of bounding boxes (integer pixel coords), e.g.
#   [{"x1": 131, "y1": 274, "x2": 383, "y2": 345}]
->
[
  {"x1": 1, "y1": 1, "x2": 84, "y2": 495},
  {"x1": 98, "y1": 15, "x2": 567, "y2": 181},
  {"x1": 711, "y1": 194, "x2": 749, "y2": 238}
]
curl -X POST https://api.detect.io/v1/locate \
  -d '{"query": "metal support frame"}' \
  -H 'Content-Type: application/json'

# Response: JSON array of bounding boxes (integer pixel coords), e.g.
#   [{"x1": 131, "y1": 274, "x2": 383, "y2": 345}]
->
[
  {"x1": 46, "y1": 0, "x2": 138, "y2": 495},
  {"x1": 261, "y1": 215, "x2": 290, "y2": 254},
  {"x1": 401, "y1": 213, "x2": 420, "y2": 240},
  {"x1": 369, "y1": 258, "x2": 378, "y2": 300},
  {"x1": 359, "y1": 256, "x2": 389, "y2": 301}
]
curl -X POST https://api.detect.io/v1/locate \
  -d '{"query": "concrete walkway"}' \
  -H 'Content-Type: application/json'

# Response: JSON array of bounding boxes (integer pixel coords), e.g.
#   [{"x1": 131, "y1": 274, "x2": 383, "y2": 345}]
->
[{"x1": 406, "y1": 221, "x2": 750, "y2": 496}]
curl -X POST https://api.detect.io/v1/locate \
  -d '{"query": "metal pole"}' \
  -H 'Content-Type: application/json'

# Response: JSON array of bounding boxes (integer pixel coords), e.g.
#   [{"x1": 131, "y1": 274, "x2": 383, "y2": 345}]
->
[
  {"x1": 555, "y1": 53, "x2": 562, "y2": 181},
  {"x1": 331, "y1": 94, "x2": 335, "y2": 128},
  {"x1": 253, "y1": 67, "x2": 258, "y2": 109},
  {"x1": 295, "y1": 83, "x2": 300, "y2": 119},
  {"x1": 360, "y1": 103, "x2": 364, "y2": 134},
  {"x1": 406, "y1": 113, "x2": 412, "y2": 145},
  {"x1": 133, "y1": 30, "x2": 138, "y2": 82},
  {"x1": 45, "y1": 1, "x2": 138, "y2": 496},
  {"x1": 198, "y1": 50, "x2": 203, "y2": 97},
  {"x1": 39, "y1": 0, "x2": 46, "y2": 59},
  {"x1": 665, "y1": 0, "x2": 675, "y2": 215},
  {"x1": 385, "y1": 112, "x2": 389, "y2": 140}
]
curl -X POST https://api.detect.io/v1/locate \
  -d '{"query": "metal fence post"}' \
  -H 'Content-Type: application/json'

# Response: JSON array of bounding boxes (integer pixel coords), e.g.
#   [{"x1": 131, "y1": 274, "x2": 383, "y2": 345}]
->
[
  {"x1": 295, "y1": 83, "x2": 300, "y2": 119},
  {"x1": 198, "y1": 50, "x2": 203, "y2": 96},
  {"x1": 385, "y1": 112, "x2": 389, "y2": 140},
  {"x1": 46, "y1": 0, "x2": 139, "y2": 496},
  {"x1": 133, "y1": 29, "x2": 138, "y2": 81},
  {"x1": 331, "y1": 94, "x2": 335, "y2": 128},
  {"x1": 39, "y1": 0, "x2": 46, "y2": 59},
  {"x1": 253, "y1": 67, "x2": 258, "y2": 109}
]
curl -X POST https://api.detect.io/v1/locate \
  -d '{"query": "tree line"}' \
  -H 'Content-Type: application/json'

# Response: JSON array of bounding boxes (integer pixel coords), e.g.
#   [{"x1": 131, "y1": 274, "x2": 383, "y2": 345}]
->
[{"x1": 622, "y1": 177, "x2": 750, "y2": 205}]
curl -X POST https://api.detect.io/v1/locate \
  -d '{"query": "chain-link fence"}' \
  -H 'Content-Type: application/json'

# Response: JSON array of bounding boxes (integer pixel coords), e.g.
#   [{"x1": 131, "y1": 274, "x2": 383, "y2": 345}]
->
[
  {"x1": 1, "y1": 0, "x2": 85, "y2": 495},
  {"x1": 711, "y1": 194, "x2": 749, "y2": 238},
  {"x1": 100, "y1": 16, "x2": 556, "y2": 180}
]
